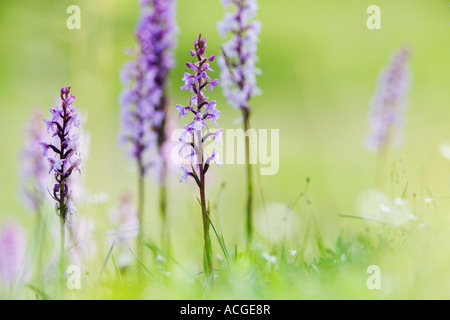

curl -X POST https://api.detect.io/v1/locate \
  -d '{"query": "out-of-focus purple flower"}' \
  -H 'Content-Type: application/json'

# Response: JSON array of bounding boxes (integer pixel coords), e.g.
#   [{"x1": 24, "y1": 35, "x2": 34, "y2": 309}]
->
[
  {"x1": 109, "y1": 192, "x2": 139, "y2": 247},
  {"x1": 66, "y1": 215, "x2": 96, "y2": 268},
  {"x1": 152, "y1": 114, "x2": 179, "y2": 182},
  {"x1": 217, "y1": 0, "x2": 262, "y2": 112},
  {"x1": 106, "y1": 192, "x2": 139, "y2": 269},
  {"x1": 177, "y1": 34, "x2": 222, "y2": 183},
  {"x1": 0, "y1": 221, "x2": 26, "y2": 287},
  {"x1": 120, "y1": 0, "x2": 178, "y2": 179},
  {"x1": 40, "y1": 87, "x2": 82, "y2": 222},
  {"x1": 365, "y1": 47, "x2": 412, "y2": 152},
  {"x1": 20, "y1": 109, "x2": 50, "y2": 213}
]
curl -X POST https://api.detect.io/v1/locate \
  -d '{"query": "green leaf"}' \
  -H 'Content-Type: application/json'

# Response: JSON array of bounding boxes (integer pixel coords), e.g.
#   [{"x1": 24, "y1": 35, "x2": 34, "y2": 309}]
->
[
  {"x1": 205, "y1": 203, "x2": 232, "y2": 269},
  {"x1": 190, "y1": 164, "x2": 201, "y2": 188}
]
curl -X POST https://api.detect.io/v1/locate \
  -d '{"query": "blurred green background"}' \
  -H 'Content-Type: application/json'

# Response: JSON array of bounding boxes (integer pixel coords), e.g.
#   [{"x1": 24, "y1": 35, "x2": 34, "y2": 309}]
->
[{"x1": 1, "y1": 0, "x2": 450, "y2": 299}]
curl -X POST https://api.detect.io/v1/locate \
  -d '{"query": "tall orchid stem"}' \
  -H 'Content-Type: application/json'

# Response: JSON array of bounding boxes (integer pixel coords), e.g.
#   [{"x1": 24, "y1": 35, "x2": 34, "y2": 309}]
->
[
  {"x1": 59, "y1": 209, "x2": 66, "y2": 297},
  {"x1": 197, "y1": 131, "x2": 213, "y2": 285},
  {"x1": 137, "y1": 167, "x2": 145, "y2": 263},
  {"x1": 33, "y1": 209, "x2": 46, "y2": 287},
  {"x1": 200, "y1": 181, "x2": 213, "y2": 285},
  {"x1": 157, "y1": 122, "x2": 169, "y2": 251},
  {"x1": 159, "y1": 168, "x2": 168, "y2": 252},
  {"x1": 376, "y1": 142, "x2": 388, "y2": 191},
  {"x1": 242, "y1": 107, "x2": 253, "y2": 250}
]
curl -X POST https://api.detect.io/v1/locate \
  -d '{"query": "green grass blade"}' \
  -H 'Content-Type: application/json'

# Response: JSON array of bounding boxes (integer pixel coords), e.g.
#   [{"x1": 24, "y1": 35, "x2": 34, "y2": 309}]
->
[
  {"x1": 144, "y1": 242, "x2": 192, "y2": 276},
  {"x1": 337, "y1": 213, "x2": 385, "y2": 224},
  {"x1": 401, "y1": 181, "x2": 409, "y2": 199},
  {"x1": 111, "y1": 253, "x2": 123, "y2": 284},
  {"x1": 97, "y1": 241, "x2": 115, "y2": 288},
  {"x1": 205, "y1": 203, "x2": 232, "y2": 268},
  {"x1": 27, "y1": 284, "x2": 53, "y2": 300},
  {"x1": 129, "y1": 248, "x2": 157, "y2": 280}
]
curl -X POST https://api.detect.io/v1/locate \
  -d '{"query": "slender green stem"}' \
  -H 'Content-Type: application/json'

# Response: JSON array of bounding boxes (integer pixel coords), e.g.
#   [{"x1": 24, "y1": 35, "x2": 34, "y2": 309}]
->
[
  {"x1": 200, "y1": 183, "x2": 213, "y2": 285},
  {"x1": 200, "y1": 185, "x2": 213, "y2": 283},
  {"x1": 59, "y1": 214, "x2": 65, "y2": 298},
  {"x1": 159, "y1": 164, "x2": 168, "y2": 252},
  {"x1": 376, "y1": 142, "x2": 388, "y2": 191},
  {"x1": 197, "y1": 131, "x2": 213, "y2": 285},
  {"x1": 34, "y1": 209, "x2": 46, "y2": 287},
  {"x1": 243, "y1": 109, "x2": 253, "y2": 250},
  {"x1": 137, "y1": 171, "x2": 145, "y2": 262}
]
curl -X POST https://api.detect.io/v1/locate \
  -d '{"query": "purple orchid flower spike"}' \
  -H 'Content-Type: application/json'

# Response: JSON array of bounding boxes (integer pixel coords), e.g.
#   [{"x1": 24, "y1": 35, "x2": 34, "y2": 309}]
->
[
  {"x1": 365, "y1": 46, "x2": 412, "y2": 188},
  {"x1": 40, "y1": 87, "x2": 82, "y2": 222},
  {"x1": 119, "y1": 0, "x2": 178, "y2": 255},
  {"x1": 217, "y1": 0, "x2": 261, "y2": 248},
  {"x1": 177, "y1": 34, "x2": 222, "y2": 182},
  {"x1": 365, "y1": 46, "x2": 412, "y2": 153},
  {"x1": 20, "y1": 109, "x2": 50, "y2": 214},
  {"x1": 119, "y1": 0, "x2": 177, "y2": 179},
  {"x1": 40, "y1": 86, "x2": 82, "y2": 294},
  {"x1": 217, "y1": 0, "x2": 262, "y2": 113},
  {"x1": 176, "y1": 34, "x2": 222, "y2": 284}
]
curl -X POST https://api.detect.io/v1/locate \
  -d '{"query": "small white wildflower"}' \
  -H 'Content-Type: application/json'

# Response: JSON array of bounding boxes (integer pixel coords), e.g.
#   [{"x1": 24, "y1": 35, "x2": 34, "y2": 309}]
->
[
  {"x1": 379, "y1": 203, "x2": 392, "y2": 213},
  {"x1": 262, "y1": 252, "x2": 277, "y2": 264},
  {"x1": 440, "y1": 143, "x2": 450, "y2": 160},
  {"x1": 117, "y1": 252, "x2": 132, "y2": 269},
  {"x1": 394, "y1": 197, "x2": 407, "y2": 206},
  {"x1": 289, "y1": 249, "x2": 297, "y2": 256},
  {"x1": 156, "y1": 254, "x2": 166, "y2": 263},
  {"x1": 424, "y1": 197, "x2": 434, "y2": 204},
  {"x1": 357, "y1": 189, "x2": 417, "y2": 227},
  {"x1": 255, "y1": 202, "x2": 300, "y2": 242},
  {"x1": 408, "y1": 213, "x2": 418, "y2": 220}
]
